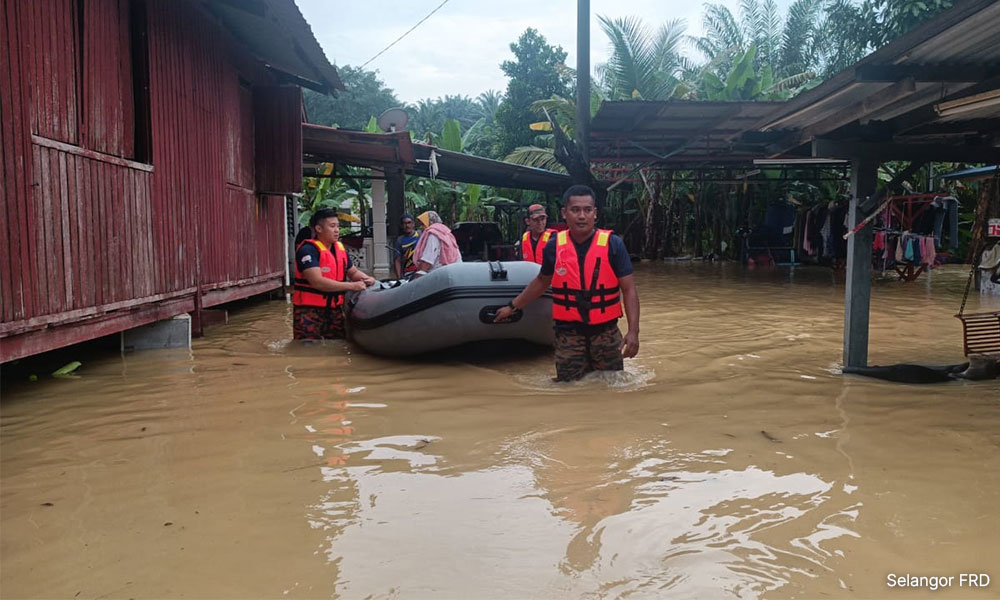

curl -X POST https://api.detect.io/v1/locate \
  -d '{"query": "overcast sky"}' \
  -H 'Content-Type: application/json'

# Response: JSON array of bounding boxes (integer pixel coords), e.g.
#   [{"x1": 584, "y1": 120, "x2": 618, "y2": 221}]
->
[{"x1": 297, "y1": 0, "x2": 795, "y2": 104}]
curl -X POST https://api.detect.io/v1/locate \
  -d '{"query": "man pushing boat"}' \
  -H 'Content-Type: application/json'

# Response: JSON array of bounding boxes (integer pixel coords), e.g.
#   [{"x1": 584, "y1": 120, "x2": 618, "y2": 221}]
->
[{"x1": 494, "y1": 185, "x2": 640, "y2": 381}]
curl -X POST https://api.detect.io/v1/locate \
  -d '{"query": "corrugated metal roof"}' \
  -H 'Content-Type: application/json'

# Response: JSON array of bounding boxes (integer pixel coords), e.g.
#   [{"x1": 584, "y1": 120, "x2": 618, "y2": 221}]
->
[
  {"x1": 203, "y1": 0, "x2": 344, "y2": 92},
  {"x1": 751, "y1": 0, "x2": 1000, "y2": 154},
  {"x1": 302, "y1": 124, "x2": 570, "y2": 193},
  {"x1": 589, "y1": 101, "x2": 782, "y2": 164}
]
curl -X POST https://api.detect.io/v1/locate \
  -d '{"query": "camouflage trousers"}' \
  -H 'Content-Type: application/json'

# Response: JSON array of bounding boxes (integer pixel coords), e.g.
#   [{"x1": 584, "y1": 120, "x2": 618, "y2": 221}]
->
[
  {"x1": 553, "y1": 323, "x2": 624, "y2": 382},
  {"x1": 293, "y1": 305, "x2": 346, "y2": 340}
]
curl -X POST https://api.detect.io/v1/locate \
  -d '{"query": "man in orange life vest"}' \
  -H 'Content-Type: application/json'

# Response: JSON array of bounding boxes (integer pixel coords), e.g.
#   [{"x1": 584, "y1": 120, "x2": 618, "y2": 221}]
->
[
  {"x1": 495, "y1": 185, "x2": 640, "y2": 381},
  {"x1": 293, "y1": 208, "x2": 375, "y2": 340},
  {"x1": 520, "y1": 203, "x2": 556, "y2": 264}
]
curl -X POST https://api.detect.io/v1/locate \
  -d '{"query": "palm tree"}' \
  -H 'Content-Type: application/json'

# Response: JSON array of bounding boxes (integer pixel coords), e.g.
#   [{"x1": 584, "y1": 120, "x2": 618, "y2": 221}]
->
[
  {"x1": 596, "y1": 15, "x2": 690, "y2": 101},
  {"x1": 692, "y1": 0, "x2": 824, "y2": 91},
  {"x1": 475, "y1": 90, "x2": 503, "y2": 122}
]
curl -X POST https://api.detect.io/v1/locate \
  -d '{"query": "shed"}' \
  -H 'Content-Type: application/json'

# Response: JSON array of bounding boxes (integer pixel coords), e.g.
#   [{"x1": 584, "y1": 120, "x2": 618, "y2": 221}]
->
[{"x1": 1, "y1": 0, "x2": 342, "y2": 362}]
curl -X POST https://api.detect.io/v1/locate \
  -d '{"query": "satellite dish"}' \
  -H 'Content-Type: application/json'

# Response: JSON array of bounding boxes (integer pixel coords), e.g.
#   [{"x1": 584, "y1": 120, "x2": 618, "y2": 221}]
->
[{"x1": 377, "y1": 108, "x2": 409, "y2": 132}]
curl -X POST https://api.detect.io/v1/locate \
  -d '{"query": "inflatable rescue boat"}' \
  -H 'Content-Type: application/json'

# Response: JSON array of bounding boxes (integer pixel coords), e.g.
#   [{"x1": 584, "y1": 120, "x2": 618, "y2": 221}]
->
[{"x1": 345, "y1": 261, "x2": 553, "y2": 356}]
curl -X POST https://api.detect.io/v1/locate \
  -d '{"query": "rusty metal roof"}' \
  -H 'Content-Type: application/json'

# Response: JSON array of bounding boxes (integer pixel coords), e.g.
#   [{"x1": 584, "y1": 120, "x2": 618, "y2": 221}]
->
[
  {"x1": 203, "y1": 0, "x2": 344, "y2": 93},
  {"x1": 302, "y1": 124, "x2": 571, "y2": 193}
]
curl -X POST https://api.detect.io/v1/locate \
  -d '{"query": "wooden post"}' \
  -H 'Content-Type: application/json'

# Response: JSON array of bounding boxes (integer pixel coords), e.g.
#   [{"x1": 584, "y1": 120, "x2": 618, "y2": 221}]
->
[
  {"x1": 386, "y1": 167, "x2": 405, "y2": 271},
  {"x1": 844, "y1": 159, "x2": 877, "y2": 368}
]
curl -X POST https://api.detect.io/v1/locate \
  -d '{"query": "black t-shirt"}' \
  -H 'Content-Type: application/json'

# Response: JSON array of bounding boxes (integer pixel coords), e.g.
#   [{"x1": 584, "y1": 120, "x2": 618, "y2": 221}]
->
[
  {"x1": 296, "y1": 241, "x2": 353, "y2": 277},
  {"x1": 540, "y1": 231, "x2": 633, "y2": 333}
]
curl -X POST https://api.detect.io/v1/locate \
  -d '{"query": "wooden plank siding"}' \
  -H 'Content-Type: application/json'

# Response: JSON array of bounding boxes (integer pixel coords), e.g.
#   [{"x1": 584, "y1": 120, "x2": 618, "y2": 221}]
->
[{"x1": 1, "y1": 0, "x2": 298, "y2": 362}]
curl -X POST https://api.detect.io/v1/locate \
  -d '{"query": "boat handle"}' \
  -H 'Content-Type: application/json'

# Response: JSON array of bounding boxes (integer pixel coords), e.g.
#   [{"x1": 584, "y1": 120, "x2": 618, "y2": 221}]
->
[{"x1": 479, "y1": 304, "x2": 522, "y2": 324}]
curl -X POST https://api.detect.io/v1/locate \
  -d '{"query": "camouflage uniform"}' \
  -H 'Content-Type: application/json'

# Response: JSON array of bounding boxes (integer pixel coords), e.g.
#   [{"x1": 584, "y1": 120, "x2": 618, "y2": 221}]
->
[
  {"x1": 553, "y1": 321, "x2": 624, "y2": 381},
  {"x1": 293, "y1": 306, "x2": 346, "y2": 340}
]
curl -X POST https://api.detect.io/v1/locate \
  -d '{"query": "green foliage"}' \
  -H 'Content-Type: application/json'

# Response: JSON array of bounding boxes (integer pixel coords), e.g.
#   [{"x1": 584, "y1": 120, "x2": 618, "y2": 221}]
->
[
  {"x1": 819, "y1": 0, "x2": 952, "y2": 76},
  {"x1": 440, "y1": 118, "x2": 463, "y2": 152},
  {"x1": 495, "y1": 29, "x2": 572, "y2": 156},
  {"x1": 690, "y1": 0, "x2": 822, "y2": 99},
  {"x1": 406, "y1": 95, "x2": 482, "y2": 140},
  {"x1": 302, "y1": 65, "x2": 400, "y2": 130},
  {"x1": 299, "y1": 164, "x2": 370, "y2": 231},
  {"x1": 597, "y1": 15, "x2": 689, "y2": 101}
]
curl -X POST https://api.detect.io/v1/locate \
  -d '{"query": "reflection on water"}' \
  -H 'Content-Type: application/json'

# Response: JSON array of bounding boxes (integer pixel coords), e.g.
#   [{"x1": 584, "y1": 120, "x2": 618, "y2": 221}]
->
[{"x1": 2, "y1": 264, "x2": 998, "y2": 599}]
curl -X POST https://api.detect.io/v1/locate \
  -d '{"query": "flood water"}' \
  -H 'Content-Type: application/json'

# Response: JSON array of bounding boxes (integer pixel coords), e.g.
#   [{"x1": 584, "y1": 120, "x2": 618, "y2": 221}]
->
[{"x1": 2, "y1": 263, "x2": 998, "y2": 599}]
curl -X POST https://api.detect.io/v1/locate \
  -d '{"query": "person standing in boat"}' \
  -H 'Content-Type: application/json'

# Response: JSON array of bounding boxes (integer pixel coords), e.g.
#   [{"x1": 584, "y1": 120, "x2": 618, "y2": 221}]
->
[
  {"x1": 411, "y1": 211, "x2": 462, "y2": 276},
  {"x1": 494, "y1": 185, "x2": 640, "y2": 381},
  {"x1": 293, "y1": 208, "x2": 375, "y2": 340},
  {"x1": 520, "y1": 203, "x2": 557, "y2": 264},
  {"x1": 393, "y1": 213, "x2": 421, "y2": 279}
]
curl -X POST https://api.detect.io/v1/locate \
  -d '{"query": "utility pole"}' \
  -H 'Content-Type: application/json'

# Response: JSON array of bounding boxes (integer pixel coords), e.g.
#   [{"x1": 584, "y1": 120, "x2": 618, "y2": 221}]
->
[{"x1": 576, "y1": 0, "x2": 590, "y2": 167}]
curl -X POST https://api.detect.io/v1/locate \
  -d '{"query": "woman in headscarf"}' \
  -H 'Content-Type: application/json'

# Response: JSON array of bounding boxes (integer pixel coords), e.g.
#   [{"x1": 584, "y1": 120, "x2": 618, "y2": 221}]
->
[{"x1": 412, "y1": 211, "x2": 462, "y2": 275}]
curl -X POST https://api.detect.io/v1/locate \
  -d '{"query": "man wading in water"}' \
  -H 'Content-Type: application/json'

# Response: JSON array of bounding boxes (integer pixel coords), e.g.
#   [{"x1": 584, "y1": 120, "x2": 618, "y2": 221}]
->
[
  {"x1": 292, "y1": 208, "x2": 375, "y2": 340},
  {"x1": 495, "y1": 185, "x2": 640, "y2": 381}
]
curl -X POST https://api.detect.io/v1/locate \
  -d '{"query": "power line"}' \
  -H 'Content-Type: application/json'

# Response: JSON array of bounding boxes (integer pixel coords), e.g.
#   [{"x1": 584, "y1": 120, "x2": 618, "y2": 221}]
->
[{"x1": 359, "y1": 0, "x2": 451, "y2": 69}]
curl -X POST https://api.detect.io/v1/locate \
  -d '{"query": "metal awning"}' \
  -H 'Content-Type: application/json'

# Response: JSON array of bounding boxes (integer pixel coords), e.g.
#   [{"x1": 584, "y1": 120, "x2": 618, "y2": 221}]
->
[
  {"x1": 302, "y1": 124, "x2": 571, "y2": 193},
  {"x1": 746, "y1": 0, "x2": 1000, "y2": 162},
  {"x1": 588, "y1": 101, "x2": 782, "y2": 165},
  {"x1": 203, "y1": 0, "x2": 344, "y2": 93}
]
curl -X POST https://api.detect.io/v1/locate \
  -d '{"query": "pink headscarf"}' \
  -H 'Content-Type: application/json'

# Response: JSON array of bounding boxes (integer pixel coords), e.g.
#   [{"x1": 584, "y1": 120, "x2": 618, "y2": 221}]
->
[{"x1": 413, "y1": 223, "x2": 461, "y2": 267}]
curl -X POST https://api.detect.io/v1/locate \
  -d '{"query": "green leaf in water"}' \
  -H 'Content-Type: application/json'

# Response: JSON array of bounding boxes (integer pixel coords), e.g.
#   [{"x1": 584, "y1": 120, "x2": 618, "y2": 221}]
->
[{"x1": 52, "y1": 361, "x2": 82, "y2": 377}]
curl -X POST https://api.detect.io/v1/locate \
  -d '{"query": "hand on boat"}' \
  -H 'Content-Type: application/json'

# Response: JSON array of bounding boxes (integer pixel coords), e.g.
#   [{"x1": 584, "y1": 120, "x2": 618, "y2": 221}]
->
[
  {"x1": 493, "y1": 306, "x2": 516, "y2": 322},
  {"x1": 361, "y1": 275, "x2": 376, "y2": 286},
  {"x1": 350, "y1": 281, "x2": 368, "y2": 292},
  {"x1": 621, "y1": 331, "x2": 639, "y2": 358}
]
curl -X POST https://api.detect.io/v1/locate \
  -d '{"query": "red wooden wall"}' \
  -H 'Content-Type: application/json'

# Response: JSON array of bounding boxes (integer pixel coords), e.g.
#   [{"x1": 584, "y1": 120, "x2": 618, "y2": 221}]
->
[{"x1": 1, "y1": 0, "x2": 303, "y2": 361}]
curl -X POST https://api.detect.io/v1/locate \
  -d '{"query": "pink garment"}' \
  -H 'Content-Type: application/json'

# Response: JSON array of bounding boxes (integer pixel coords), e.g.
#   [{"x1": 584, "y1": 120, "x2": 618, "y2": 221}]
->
[
  {"x1": 413, "y1": 223, "x2": 461, "y2": 267},
  {"x1": 922, "y1": 236, "x2": 936, "y2": 266},
  {"x1": 873, "y1": 231, "x2": 885, "y2": 252}
]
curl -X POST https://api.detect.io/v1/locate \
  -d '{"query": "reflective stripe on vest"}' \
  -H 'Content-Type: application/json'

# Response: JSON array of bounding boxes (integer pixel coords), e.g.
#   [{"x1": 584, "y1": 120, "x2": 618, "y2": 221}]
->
[
  {"x1": 293, "y1": 239, "x2": 349, "y2": 308},
  {"x1": 521, "y1": 229, "x2": 554, "y2": 264},
  {"x1": 550, "y1": 229, "x2": 623, "y2": 324}
]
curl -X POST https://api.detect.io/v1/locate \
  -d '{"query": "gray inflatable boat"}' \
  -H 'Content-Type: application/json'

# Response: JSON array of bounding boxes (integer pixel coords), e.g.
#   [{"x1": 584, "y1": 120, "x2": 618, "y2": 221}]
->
[{"x1": 345, "y1": 261, "x2": 554, "y2": 356}]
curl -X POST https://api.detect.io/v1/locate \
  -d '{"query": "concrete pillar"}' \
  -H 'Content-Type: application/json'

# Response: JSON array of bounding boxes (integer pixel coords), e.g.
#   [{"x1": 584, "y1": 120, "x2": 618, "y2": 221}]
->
[
  {"x1": 370, "y1": 168, "x2": 390, "y2": 279},
  {"x1": 843, "y1": 159, "x2": 877, "y2": 368},
  {"x1": 122, "y1": 314, "x2": 192, "y2": 352},
  {"x1": 386, "y1": 168, "x2": 405, "y2": 274}
]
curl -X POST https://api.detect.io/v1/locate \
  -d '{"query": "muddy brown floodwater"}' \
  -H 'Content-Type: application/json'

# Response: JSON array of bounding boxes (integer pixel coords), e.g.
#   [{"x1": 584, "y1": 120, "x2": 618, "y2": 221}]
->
[{"x1": 2, "y1": 263, "x2": 998, "y2": 599}]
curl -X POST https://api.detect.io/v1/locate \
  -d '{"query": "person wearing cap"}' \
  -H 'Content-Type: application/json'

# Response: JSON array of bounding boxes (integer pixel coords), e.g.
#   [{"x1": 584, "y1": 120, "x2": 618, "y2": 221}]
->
[
  {"x1": 412, "y1": 210, "x2": 462, "y2": 276},
  {"x1": 293, "y1": 208, "x2": 376, "y2": 340},
  {"x1": 520, "y1": 203, "x2": 557, "y2": 264},
  {"x1": 494, "y1": 184, "x2": 640, "y2": 381},
  {"x1": 393, "y1": 213, "x2": 421, "y2": 278}
]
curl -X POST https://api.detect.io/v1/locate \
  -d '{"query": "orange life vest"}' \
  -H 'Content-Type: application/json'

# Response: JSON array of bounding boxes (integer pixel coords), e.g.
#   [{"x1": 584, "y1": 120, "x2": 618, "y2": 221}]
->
[
  {"x1": 521, "y1": 229, "x2": 555, "y2": 264},
  {"x1": 293, "y1": 240, "x2": 348, "y2": 308},
  {"x1": 551, "y1": 229, "x2": 623, "y2": 324}
]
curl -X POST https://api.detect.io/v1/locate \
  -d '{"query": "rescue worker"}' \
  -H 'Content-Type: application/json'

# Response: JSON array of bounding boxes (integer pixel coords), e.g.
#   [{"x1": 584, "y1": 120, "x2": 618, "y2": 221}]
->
[
  {"x1": 520, "y1": 203, "x2": 557, "y2": 264},
  {"x1": 293, "y1": 208, "x2": 375, "y2": 340},
  {"x1": 495, "y1": 185, "x2": 640, "y2": 381}
]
